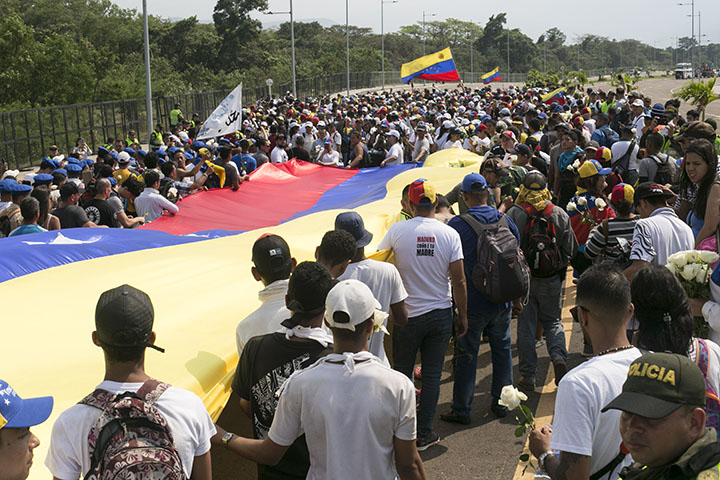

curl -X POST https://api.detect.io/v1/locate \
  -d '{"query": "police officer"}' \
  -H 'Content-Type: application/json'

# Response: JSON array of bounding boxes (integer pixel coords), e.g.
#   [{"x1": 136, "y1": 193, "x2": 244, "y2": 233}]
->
[{"x1": 603, "y1": 352, "x2": 720, "y2": 479}]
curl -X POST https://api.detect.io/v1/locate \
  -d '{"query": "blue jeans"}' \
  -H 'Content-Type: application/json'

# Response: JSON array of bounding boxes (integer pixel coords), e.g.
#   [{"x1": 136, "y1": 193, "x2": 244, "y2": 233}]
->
[
  {"x1": 393, "y1": 308, "x2": 452, "y2": 438},
  {"x1": 452, "y1": 306, "x2": 513, "y2": 416},
  {"x1": 517, "y1": 275, "x2": 568, "y2": 383}
]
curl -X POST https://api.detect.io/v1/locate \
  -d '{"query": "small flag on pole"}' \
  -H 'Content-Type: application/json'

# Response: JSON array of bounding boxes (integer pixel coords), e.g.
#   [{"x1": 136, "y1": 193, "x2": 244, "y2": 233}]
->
[
  {"x1": 481, "y1": 67, "x2": 502, "y2": 84},
  {"x1": 196, "y1": 82, "x2": 243, "y2": 140},
  {"x1": 400, "y1": 48, "x2": 460, "y2": 84}
]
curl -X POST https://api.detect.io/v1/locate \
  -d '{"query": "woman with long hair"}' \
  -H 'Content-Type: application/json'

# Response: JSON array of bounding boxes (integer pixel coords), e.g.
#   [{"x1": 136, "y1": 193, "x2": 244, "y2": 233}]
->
[
  {"x1": 31, "y1": 186, "x2": 60, "y2": 231},
  {"x1": 680, "y1": 138, "x2": 720, "y2": 247},
  {"x1": 631, "y1": 264, "x2": 720, "y2": 429}
]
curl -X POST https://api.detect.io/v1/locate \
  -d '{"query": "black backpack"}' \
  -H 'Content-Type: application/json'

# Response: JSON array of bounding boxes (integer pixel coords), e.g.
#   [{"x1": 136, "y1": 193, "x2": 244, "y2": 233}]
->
[
  {"x1": 518, "y1": 203, "x2": 565, "y2": 278},
  {"x1": 650, "y1": 154, "x2": 673, "y2": 186},
  {"x1": 158, "y1": 177, "x2": 179, "y2": 203},
  {"x1": 612, "y1": 139, "x2": 636, "y2": 178},
  {"x1": 460, "y1": 213, "x2": 530, "y2": 304}
]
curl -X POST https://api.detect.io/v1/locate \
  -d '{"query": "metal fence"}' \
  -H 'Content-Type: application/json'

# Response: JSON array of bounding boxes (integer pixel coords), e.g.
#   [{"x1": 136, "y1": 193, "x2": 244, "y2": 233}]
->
[{"x1": 1, "y1": 68, "x2": 636, "y2": 170}]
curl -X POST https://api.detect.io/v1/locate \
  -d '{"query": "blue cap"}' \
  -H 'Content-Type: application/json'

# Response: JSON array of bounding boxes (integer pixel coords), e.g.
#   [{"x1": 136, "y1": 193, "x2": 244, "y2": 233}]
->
[
  {"x1": 82, "y1": 158, "x2": 95, "y2": 167},
  {"x1": 553, "y1": 105, "x2": 563, "y2": 113},
  {"x1": 324, "y1": 137, "x2": 332, "y2": 145},
  {"x1": 51, "y1": 159, "x2": 62, "y2": 169},
  {"x1": 168, "y1": 147, "x2": 180, "y2": 155},
  {"x1": 0, "y1": 179, "x2": 17, "y2": 193},
  {"x1": 53, "y1": 168, "x2": 67, "y2": 177},
  {"x1": 66, "y1": 163, "x2": 82, "y2": 173},
  {"x1": 136, "y1": 149, "x2": 147, "y2": 157},
  {"x1": 461, "y1": 172, "x2": 489, "y2": 192},
  {"x1": 0, "y1": 379, "x2": 53, "y2": 429},
  {"x1": 123, "y1": 147, "x2": 136, "y2": 156},
  {"x1": 156, "y1": 150, "x2": 167, "y2": 158},
  {"x1": 33, "y1": 173, "x2": 53, "y2": 185},
  {"x1": 158, "y1": 157, "x2": 167, "y2": 164},
  {"x1": 65, "y1": 157, "x2": 80, "y2": 165},
  {"x1": 192, "y1": 141, "x2": 207, "y2": 151},
  {"x1": 184, "y1": 151, "x2": 195, "y2": 160},
  {"x1": 107, "y1": 176, "x2": 117, "y2": 186},
  {"x1": 97, "y1": 146, "x2": 109, "y2": 155},
  {"x1": 218, "y1": 138, "x2": 230, "y2": 145},
  {"x1": 538, "y1": 112, "x2": 548, "y2": 119},
  {"x1": 40, "y1": 157, "x2": 55, "y2": 169},
  {"x1": 335, "y1": 211, "x2": 373, "y2": 248},
  {"x1": 9, "y1": 183, "x2": 32, "y2": 194}
]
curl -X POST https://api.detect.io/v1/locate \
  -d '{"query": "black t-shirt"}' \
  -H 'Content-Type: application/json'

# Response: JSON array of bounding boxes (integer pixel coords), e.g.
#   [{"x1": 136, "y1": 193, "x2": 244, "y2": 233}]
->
[
  {"x1": 232, "y1": 332, "x2": 331, "y2": 480},
  {"x1": 51, "y1": 205, "x2": 90, "y2": 228},
  {"x1": 222, "y1": 163, "x2": 239, "y2": 189},
  {"x1": 83, "y1": 198, "x2": 116, "y2": 227},
  {"x1": 290, "y1": 147, "x2": 310, "y2": 162}
]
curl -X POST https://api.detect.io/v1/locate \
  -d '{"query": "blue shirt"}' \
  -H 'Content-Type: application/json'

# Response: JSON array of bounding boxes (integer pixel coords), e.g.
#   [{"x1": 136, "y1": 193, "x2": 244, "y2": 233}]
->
[
  {"x1": 688, "y1": 210, "x2": 704, "y2": 238},
  {"x1": 449, "y1": 206, "x2": 520, "y2": 313},
  {"x1": 9, "y1": 224, "x2": 47, "y2": 237},
  {"x1": 231, "y1": 153, "x2": 257, "y2": 174}
]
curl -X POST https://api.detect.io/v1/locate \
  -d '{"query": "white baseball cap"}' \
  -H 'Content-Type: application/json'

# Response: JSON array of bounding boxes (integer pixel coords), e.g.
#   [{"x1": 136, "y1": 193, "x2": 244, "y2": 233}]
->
[
  {"x1": 386, "y1": 130, "x2": 400, "y2": 139},
  {"x1": 324, "y1": 279, "x2": 387, "y2": 331}
]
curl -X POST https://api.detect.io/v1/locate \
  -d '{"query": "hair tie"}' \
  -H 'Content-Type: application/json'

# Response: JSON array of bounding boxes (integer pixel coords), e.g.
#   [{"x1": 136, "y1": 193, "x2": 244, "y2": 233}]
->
[{"x1": 663, "y1": 312, "x2": 672, "y2": 325}]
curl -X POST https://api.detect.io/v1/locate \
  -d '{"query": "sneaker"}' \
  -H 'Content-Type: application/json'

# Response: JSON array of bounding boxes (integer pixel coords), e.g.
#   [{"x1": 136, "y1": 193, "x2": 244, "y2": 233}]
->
[
  {"x1": 491, "y1": 403, "x2": 508, "y2": 418},
  {"x1": 535, "y1": 338, "x2": 546, "y2": 348},
  {"x1": 553, "y1": 361, "x2": 567, "y2": 386},
  {"x1": 440, "y1": 410, "x2": 471, "y2": 425},
  {"x1": 517, "y1": 377, "x2": 536, "y2": 392},
  {"x1": 416, "y1": 432, "x2": 441, "y2": 452}
]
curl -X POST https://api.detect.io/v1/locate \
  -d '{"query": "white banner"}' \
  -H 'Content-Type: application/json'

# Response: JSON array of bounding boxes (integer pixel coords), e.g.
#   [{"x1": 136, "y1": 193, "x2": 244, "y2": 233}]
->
[{"x1": 195, "y1": 82, "x2": 243, "y2": 140}]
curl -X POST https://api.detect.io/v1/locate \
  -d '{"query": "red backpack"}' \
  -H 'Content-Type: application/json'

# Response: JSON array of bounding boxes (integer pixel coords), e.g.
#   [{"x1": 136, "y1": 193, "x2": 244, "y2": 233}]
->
[{"x1": 80, "y1": 379, "x2": 186, "y2": 480}]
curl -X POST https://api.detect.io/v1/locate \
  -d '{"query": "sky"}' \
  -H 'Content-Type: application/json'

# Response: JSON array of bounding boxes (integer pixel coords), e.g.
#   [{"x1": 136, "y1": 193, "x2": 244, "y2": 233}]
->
[{"x1": 115, "y1": 0, "x2": 717, "y2": 48}]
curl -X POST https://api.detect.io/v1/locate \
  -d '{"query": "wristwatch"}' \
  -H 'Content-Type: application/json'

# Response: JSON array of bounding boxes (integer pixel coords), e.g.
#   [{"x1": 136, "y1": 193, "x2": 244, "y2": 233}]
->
[
  {"x1": 221, "y1": 432, "x2": 235, "y2": 448},
  {"x1": 538, "y1": 450, "x2": 553, "y2": 471}
]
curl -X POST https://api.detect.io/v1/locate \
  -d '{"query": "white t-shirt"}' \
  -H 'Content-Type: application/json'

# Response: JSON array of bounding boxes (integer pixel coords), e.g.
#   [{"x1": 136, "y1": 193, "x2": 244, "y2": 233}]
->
[
  {"x1": 271, "y1": 146, "x2": 289, "y2": 163},
  {"x1": 629, "y1": 208, "x2": 694, "y2": 266},
  {"x1": 46, "y1": 381, "x2": 216, "y2": 480},
  {"x1": 384, "y1": 143, "x2": 404, "y2": 166},
  {"x1": 268, "y1": 355, "x2": 416, "y2": 480},
  {"x1": 377, "y1": 216, "x2": 463, "y2": 317},
  {"x1": 338, "y1": 259, "x2": 408, "y2": 364},
  {"x1": 610, "y1": 140, "x2": 640, "y2": 172},
  {"x1": 316, "y1": 149, "x2": 341, "y2": 166},
  {"x1": 236, "y1": 279, "x2": 291, "y2": 356},
  {"x1": 550, "y1": 348, "x2": 641, "y2": 480}
]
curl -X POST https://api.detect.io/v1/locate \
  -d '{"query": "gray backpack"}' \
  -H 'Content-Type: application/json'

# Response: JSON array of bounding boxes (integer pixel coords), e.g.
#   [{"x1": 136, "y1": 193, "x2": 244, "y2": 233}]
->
[{"x1": 460, "y1": 214, "x2": 530, "y2": 304}]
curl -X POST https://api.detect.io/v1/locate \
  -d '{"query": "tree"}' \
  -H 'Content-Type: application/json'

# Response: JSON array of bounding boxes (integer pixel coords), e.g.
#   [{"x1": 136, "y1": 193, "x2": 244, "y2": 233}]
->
[
  {"x1": 673, "y1": 77, "x2": 720, "y2": 120},
  {"x1": 213, "y1": 0, "x2": 268, "y2": 69}
]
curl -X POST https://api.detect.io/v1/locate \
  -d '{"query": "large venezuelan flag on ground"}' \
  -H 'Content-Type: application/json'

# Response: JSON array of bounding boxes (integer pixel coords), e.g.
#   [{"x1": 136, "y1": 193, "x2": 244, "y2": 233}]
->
[
  {"x1": 541, "y1": 86, "x2": 567, "y2": 105},
  {"x1": 1, "y1": 153, "x2": 483, "y2": 480},
  {"x1": 481, "y1": 67, "x2": 501, "y2": 84},
  {"x1": 401, "y1": 47, "x2": 460, "y2": 83}
]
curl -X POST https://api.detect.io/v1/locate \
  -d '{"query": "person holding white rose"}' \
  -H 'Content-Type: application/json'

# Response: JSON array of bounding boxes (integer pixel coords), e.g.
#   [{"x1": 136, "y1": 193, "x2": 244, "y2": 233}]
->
[
  {"x1": 678, "y1": 138, "x2": 720, "y2": 248},
  {"x1": 624, "y1": 182, "x2": 694, "y2": 282},
  {"x1": 631, "y1": 264, "x2": 720, "y2": 430},
  {"x1": 529, "y1": 266, "x2": 640, "y2": 480}
]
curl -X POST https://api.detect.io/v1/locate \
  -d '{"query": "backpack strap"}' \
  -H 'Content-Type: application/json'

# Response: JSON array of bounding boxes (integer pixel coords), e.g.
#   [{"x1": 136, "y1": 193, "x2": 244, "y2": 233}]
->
[
  {"x1": 136, "y1": 379, "x2": 170, "y2": 406},
  {"x1": 459, "y1": 213, "x2": 505, "y2": 236},
  {"x1": 541, "y1": 203, "x2": 555, "y2": 217},
  {"x1": 519, "y1": 202, "x2": 537, "y2": 216},
  {"x1": 79, "y1": 389, "x2": 117, "y2": 411},
  {"x1": 589, "y1": 447, "x2": 627, "y2": 480}
]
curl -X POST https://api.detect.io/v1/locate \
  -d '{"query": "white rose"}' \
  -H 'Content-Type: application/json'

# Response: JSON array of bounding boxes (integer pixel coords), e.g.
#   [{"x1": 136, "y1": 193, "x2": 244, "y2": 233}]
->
[
  {"x1": 572, "y1": 159, "x2": 581, "y2": 170},
  {"x1": 668, "y1": 252, "x2": 688, "y2": 268},
  {"x1": 577, "y1": 196, "x2": 588, "y2": 206},
  {"x1": 498, "y1": 385, "x2": 527, "y2": 410},
  {"x1": 680, "y1": 264, "x2": 701, "y2": 282},
  {"x1": 567, "y1": 202, "x2": 577, "y2": 212},
  {"x1": 666, "y1": 263, "x2": 678, "y2": 275},
  {"x1": 595, "y1": 198, "x2": 607, "y2": 210},
  {"x1": 685, "y1": 251, "x2": 699, "y2": 264},
  {"x1": 699, "y1": 251, "x2": 719, "y2": 265},
  {"x1": 695, "y1": 266, "x2": 709, "y2": 284}
]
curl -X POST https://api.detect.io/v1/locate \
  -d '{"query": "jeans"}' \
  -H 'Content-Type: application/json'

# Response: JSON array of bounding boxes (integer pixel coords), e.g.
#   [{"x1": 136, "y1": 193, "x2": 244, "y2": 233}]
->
[
  {"x1": 517, "y1": 275, "x2": 568, "y2": 384},
  {"x1": 393, "y1": 308, "x2": 452, "y2": 438},
  {"x1": 451, "y1": 306, "x2": 513, "y2": 416}
]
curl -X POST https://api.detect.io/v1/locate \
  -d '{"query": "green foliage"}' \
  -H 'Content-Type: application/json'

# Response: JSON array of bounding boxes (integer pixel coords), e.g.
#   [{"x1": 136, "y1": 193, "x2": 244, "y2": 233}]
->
[{"x1": 673, "y1": 77, "x2": 720, "y2": 120}]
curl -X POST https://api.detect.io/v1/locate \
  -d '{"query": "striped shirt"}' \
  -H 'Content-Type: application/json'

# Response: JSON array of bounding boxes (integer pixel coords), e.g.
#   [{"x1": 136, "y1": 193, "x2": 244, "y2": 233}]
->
[{"x1": 584, "y1": 217, "x2": 639, "y2": 262}]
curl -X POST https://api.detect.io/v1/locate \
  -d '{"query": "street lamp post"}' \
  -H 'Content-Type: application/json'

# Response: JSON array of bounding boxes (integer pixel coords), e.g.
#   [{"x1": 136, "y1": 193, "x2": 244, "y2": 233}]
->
[
  {"x1": 381, "y1": 0, "x2": 398, "y2": 91},
  {"x1": 266, "y1": 1, "x2": 296, "y2": 97},
  {"x1": 422, "y1": 11, "x2": 436, "y2": 56},
  {"x1": 677, "y1": 0, "x2": 695, "y2": 76},
  {"x1": 142, "y1": 0, "x2": 152, "y2": 142},
  {"x1": 506, "y1": 25, "x2": 510, "y2": 81},
  {"x1": 346, "y1": 0, "x2": 350, "y2": 97}
]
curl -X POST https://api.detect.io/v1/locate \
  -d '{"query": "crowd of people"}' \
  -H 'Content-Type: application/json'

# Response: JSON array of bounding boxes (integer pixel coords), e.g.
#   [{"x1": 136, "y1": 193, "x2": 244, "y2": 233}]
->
[{"x1": 5, "y1": 76, "x2": 720, "y2": 480}]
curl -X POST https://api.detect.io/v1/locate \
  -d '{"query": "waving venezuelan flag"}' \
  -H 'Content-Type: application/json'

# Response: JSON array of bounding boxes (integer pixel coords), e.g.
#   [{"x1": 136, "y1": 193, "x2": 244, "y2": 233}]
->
[
  {"x1": 482, "y1": 67, "x2": 501, "y2": 84},
  {"x1": 401, "y1": 47, "x2": 460, "y2": 84},
  {"x1": 541, "y1": 86, "x2": 567, "y2": 105}
]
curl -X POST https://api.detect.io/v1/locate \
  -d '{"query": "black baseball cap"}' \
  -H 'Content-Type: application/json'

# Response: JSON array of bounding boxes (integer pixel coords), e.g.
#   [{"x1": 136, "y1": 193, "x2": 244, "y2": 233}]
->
[
  {"x1": 510, "y1": 143, "x2": 531, "y2": 157},
  {"x1": 252, "y1": 234, "x2": 292, "y2": 274},
  {"x1": 633, "y1": 182, "x2": 674, "y2": 206},
  {"x1": 95, "y1": 284, "x2": 165, "y2": 353},
  {"x1": 523, "y1": 171, "x2": 547, "y2": 191},
  {"x1": 602, "y1": 352, "x2": 706, "y2": 419}
]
